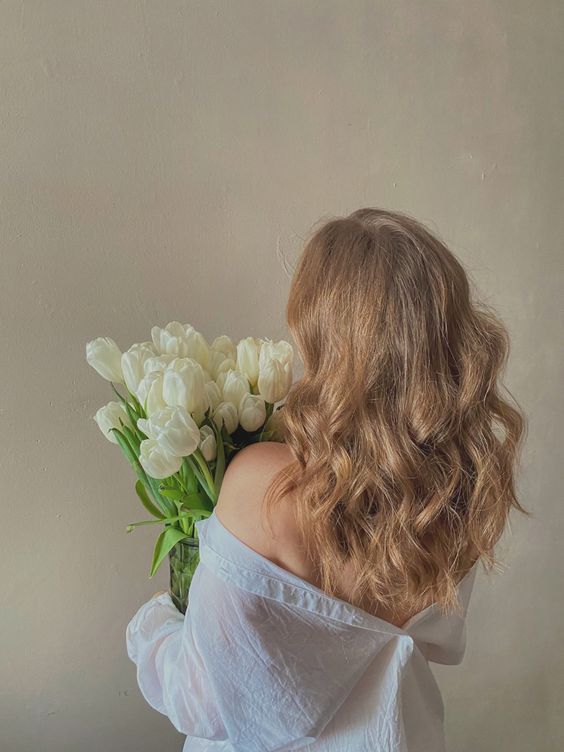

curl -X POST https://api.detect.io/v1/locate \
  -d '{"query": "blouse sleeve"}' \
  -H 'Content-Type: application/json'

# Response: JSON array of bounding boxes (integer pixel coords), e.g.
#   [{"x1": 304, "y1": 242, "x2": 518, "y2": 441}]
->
[{"x1": 125, "y1": 564, "x2": 228, "y2": 741}]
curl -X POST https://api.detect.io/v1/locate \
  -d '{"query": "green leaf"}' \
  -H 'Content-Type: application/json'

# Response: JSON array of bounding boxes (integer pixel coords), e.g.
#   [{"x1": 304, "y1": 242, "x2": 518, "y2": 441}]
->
[
  {"x1": 150, "y1": 527, "x2": 189, "y2": 578},
  {"x1": 111, "y1": 427, "x2": 141, "y2": 472},
  {"x1": 181, "y1": 491, "x2": 213, "y2": 513},
  {"x1": 123, "y1": 400, "x2": 142, "y2": 431},
  {"x1": 181, "y1": 457, "x2": 198, "y2": 493},
  {"x1": 213, "y1": 420, "x2": 226, "y2": 491},
  {"x1": 159, "y1": 487, "x2": 185, "y2": 501},
  {"x1": 120, "y1": 422, "x2": 142, "y2": 454},
  {"x1": 135, "y1": 480, "x2": 165, "y2": 519}
]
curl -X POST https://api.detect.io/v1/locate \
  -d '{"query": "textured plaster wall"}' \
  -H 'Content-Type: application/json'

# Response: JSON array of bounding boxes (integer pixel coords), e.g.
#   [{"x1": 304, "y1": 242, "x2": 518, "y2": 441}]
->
[{"x1": 1, "y1": 2, "x2": 562, "y2": 750}]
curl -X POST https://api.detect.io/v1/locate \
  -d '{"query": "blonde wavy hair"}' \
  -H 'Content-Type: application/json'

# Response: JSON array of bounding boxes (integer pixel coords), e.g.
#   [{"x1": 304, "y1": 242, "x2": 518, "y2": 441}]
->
[{"x1": 263, "y1": 207, "x2": 529, "y2": 619}]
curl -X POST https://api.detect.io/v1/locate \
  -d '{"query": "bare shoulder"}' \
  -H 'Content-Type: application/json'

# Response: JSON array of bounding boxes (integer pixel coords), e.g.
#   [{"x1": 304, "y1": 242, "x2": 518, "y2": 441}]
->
[{"x1": 214, "y1": 441, "x2": 299, "y2": 561}]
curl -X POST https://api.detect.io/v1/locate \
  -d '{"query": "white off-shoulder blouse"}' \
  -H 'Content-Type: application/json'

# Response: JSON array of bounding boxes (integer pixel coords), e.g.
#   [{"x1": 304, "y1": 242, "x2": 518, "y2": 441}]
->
[{"x1": 126, "y1": 510, "x2": 478, "y2": 752}]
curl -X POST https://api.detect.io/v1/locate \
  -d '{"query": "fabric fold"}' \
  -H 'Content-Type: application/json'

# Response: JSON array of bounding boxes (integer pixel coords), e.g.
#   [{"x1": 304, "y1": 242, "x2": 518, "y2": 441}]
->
[{"x1": 126, "y1": 510, "x2": 478, "y2": 752}]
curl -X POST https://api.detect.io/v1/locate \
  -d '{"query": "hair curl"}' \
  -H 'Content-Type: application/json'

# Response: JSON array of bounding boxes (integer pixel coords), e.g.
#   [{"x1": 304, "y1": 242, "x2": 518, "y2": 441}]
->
[{"x1": 263, "y1": 207, "x2": 529, "y2": 620}]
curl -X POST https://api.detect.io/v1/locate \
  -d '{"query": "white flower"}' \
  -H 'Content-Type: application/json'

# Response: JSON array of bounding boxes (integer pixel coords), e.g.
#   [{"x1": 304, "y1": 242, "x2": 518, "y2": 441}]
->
[
  {"x1": 236, "y1": 337, "x2": 262, "y2": 388},
  {"x1": 198, "y1": 424, "x2": 217, "y2": 462},
  {"x1": 137, "y1": 405, "x2": 200, "y2": 458},
  {"x1": 239, "y1": 393, "x2": 267, "y2": 432},
  {"x1": 143, "y1": 354, "x2": 176, "y2": 376},
  {"x1": 139, "y1": 439, "x2": 182, "y2": 479},
  {"x1": 86, "y1": 337, "x2": 124, "y2": 383},
  {"x1": 151, "y1": 321, "x2": 190, "y2": 356},
  {"x1": 207, "y1": 349, "x2": 234, "y2": 380},
  {"x1": 184, "y1": 329, "x2": 211, "y2": 372},
  {"x1": 204, "y1": 380, "x2": 223, "y2": 412},
  {"x1": 162, "y1": 357, "x2": 209, "y2": 419},
  {"x1": 264, "y1": 407, "x2": 285, "y2": 441},
  {"x1": 136, "y1": 371, "x2": 167, "y2": 415},
  {"x1": 257, "y1": 339, "x2": 294, "y2": 403},
  {"x1": 211, "y1": 334, "x2": 237, "y2": 362},
  {"x1": 121, "y1": 343, "x2": 156, "y2": 395},
  {"x1": 221, "y1": 369, "x2": 251, "y2": 408},
  {"x1": 212, "y1": 401, "x2": 238, "y2": 434},
  {"x1": 93, "y1": 401, "x2": 131, "y2": 444}
]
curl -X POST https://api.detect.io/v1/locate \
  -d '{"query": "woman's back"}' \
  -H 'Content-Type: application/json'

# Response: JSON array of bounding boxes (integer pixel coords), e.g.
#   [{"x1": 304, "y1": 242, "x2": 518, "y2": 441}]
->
[{"x1": 214, "y1": 440, "x2": 444, "y2": 629}]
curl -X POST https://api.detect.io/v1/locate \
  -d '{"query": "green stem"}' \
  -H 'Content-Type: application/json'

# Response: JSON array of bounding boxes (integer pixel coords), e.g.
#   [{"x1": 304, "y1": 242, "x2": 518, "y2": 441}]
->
[
  {"x1": 185, "y1": 455, "x2": 216, "y2": 504},
  {"x1": 126, "y1": 515, "x2": 184, "y2": 531},
  {"x1": 191, "y1": 449, "x2": 217, "y2": 501}
]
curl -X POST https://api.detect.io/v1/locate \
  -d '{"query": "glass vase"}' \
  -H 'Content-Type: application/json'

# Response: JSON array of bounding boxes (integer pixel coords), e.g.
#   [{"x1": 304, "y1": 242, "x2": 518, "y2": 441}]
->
[{"x1": 168, "y1": 537, "x2": 200, "y2": 615}]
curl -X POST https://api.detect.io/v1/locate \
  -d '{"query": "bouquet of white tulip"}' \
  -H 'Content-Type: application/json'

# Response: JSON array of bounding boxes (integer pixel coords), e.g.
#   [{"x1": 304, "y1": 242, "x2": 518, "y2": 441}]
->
[{"x1": 86, "y1": 321, "x2": 293, "y2": 612}]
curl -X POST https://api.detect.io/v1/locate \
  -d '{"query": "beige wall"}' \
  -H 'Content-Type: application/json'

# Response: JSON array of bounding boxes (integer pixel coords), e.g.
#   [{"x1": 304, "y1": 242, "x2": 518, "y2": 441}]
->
[{"x1": 1, "y1": 2, "x2": 562, "y2": 750}]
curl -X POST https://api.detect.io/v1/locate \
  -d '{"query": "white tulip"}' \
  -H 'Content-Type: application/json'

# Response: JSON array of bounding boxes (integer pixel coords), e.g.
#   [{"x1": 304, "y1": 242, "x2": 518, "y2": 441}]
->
[
  {"x1": 136, "y1": 371, "x2": 167, "y2": 416},
  {"x1": 185, "y1": 329, "x2": 211, "y2": 371},
  {"x1": 86, "y1": 337, "x2": 124, "y2": 383},
  {"x1": 162, "y1": 358, "x2": 209, "y2": 416},
  {"x1": 93, "y1": 401, "x2": 132, "y2": 444},
  {"x1": 151, "y1": 321, "x2": 189, "y2": 356},
  {"x1": 264, "y1": 406, "x2": 285, "y2": 441},
  {"x1": 204, "y1": 380, "x2": 223, "y2": 412},
  {"x1": 239, "y1": 393, "x2": 267, "y2": 432},
  {"x1": 215, "y1": 357, "x2": 237, "y2": 380},
  {"x1": 121, "y1": 343, "x2": 156, "y2": 395},
  {"x1": 139, "y1": 439, "x2": 182, "y2": 479},
  {"x1": 137, "y1": 405, "x2": 200, "y2": 458},
  {"x1": 208, "y1": 349, "x2": 232, "y2": 380},
  {"x1": 222, "y1": 369, "x2": 251, "y2": 408},
  {"x1": 257, "y1": 339, "x2": 294, "y2": 403},
  {"x1": 200, "y1": 367, "x2": 213, "y2": 383},
  {"x1": 259, "y1": 338, "x2": 294, "y2": 370},
  {"x1": 143, "y1": 354, "x2": 176, "y2": 376},
  {"x1": 213, "y1": 401, "x2": 238, "y2": 434},
  {"x1": 236, "y1": 337, "x2": 262, "y2": 388},
  {"x1": 198, "y1": 424, "x2": 217, "y2": 462},
  {"x1": 211, "y1": 334, "x2": 237, "y2": 362}
]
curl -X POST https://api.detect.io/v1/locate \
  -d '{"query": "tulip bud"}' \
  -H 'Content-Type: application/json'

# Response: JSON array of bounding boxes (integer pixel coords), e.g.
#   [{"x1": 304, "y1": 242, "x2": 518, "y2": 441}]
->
[
  {"x1": 239, "y1": 393, "x2": 267, "y2": 432},
  {"x1": 257, "y1": 339, "x2": 294, "y2": 403},
  {"x1": 137, "y1": 405, "x2": 200, "y2": 457},
  {"x1": 86, "y1": 337, "x2": 124, "y2": 383},
  {"x1": 121, "y1": 343, "x2": 156, "y2": 395},
  {"x1": 257, "y1": 359, "x2": 293, "y2": 404},
  {"x1": 236, "y1": 337, "x2": 262, "y2": 387},
  {"x1": 136, "y1": 371, "x2": 167, "y2": 416},
  {"x1": 208, "y1": 349, "x2": 232, "y2": 380},
  {"x1": 143, "y1": 354, "x2": 176, "y2": 376},
  {"x1": 198, "y1": 424, "x2": 217, "y2": 462},
  {"x1": 215, "y1": 358, "x2": 237, "y2": 382},
  {"x1": 222, "y1": 369, "x2": 250, "y2": 408},
  {"x1": 139, "y1": 439, "x2": 182, "y2": 479},
  {"x1": 263, "y1": 406, "x2": 286, "y2": 442},
  {"x1": 204, "y1": 380, "x2": 223, "y2": 412},
  {"x1": 211, "y1": 334, "x2": 237, "y2": 362},
  {"x1": 212, "y1": 401, "x2": 238, "y2": 435},
  {"x1": 162, "y1": 358, "x2": 209, "y2": 416},
  {"x1": 185, "y1": 329, "x2": 211, "y2": 372},
  {"x1": 93, "y1": 401, "x2": 132, "y2": 443},
  {"x1": 151, "y1": 321, "x2": 189, "y2": 356}
]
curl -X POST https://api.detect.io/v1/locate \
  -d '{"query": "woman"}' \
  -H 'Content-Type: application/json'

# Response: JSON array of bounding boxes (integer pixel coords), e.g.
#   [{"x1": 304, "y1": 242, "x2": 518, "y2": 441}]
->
[{"x1": 126, "y1": 208, "x2": 528, "y2": 751}]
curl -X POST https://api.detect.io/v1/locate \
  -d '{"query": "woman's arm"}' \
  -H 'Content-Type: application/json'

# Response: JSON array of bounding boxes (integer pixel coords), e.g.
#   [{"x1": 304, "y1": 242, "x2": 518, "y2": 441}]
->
[{"x1": 126, "y1": 586, "x2": 228, "y2": 740}]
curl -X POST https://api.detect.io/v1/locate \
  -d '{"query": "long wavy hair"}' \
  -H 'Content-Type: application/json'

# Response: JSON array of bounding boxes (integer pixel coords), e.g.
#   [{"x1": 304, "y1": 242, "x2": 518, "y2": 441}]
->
[{"x1": 263, "y1": 207, "x2": 529, "y2": 619}]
